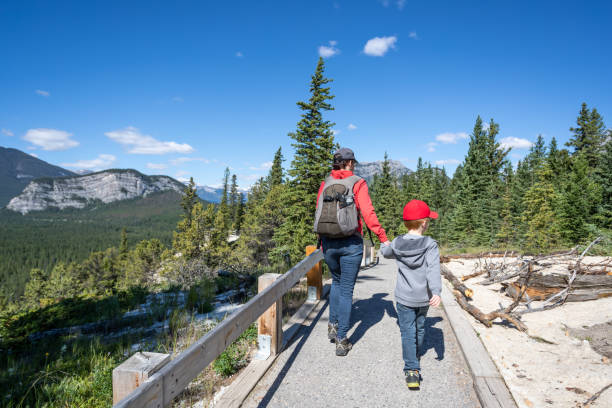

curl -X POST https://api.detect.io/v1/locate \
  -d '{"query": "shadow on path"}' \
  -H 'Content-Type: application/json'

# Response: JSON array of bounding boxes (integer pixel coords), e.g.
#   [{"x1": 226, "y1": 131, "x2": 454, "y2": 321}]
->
[
  {"x1": 422, "y1": 316, "x2": 445, "y2": 360},
  {"x1": 254, "y1": 299, "x2": 330, "y2": 408},
  {"x1": 349, "y1": 293, "x2": 397, "y2": 345}
]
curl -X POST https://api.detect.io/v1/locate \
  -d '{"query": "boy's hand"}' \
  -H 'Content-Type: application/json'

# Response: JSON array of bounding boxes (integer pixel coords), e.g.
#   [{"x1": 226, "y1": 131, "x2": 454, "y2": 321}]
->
[
  {"x1": 429, "y1": 295, "x2": 441, "y2": 307},
  {"x1": 381, "y1": 240, "x2": 391, "y2": 246}
]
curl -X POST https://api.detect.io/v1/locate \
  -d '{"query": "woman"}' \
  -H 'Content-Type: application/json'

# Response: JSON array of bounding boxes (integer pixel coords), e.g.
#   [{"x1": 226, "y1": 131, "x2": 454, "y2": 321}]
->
[{"x1": 316, "y1": 147, "x2": 390, "y2": 356}]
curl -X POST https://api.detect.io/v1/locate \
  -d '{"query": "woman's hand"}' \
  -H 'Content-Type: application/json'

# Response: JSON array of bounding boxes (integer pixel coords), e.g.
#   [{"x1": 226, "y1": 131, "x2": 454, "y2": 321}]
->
[{"x1": 429, "y1": 295, "x2": 441, "y2": 307}]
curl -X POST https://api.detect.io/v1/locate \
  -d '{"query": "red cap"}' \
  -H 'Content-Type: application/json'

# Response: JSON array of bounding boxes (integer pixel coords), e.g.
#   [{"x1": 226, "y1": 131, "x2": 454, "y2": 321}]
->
[{"x1": 403, "y1": 200, "x2": 439, "y2": 221}]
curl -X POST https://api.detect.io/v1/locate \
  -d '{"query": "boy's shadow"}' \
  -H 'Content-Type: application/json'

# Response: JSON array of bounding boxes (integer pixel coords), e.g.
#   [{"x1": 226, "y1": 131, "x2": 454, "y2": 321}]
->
[{"x1": 420, "y1": 316, "x2": 445, "y2": 360}]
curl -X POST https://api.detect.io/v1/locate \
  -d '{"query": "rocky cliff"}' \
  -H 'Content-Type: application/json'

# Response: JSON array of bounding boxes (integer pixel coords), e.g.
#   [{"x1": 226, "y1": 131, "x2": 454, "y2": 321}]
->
[
  {"x1": 7, "y1": 169, "x2": 184, "y2": 214},
  {"x1": 354, "y1": 160, "x2": 412, "y2": 183}
]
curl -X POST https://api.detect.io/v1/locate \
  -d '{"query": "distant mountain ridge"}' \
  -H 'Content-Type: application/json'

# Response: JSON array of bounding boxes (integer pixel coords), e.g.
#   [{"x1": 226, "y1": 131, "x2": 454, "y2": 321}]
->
[
  {"x1": 354, "y1": 160, "x2": 412, "y2": 183},
  {"x1": 7, "y1": 169, "x2": 185, "y2": 214},
  {"x1": 196, "y1": 185, "x2": 249, "y2": 203},
  {"x1": 0, "y1": 146, "x2": 76, "y2": 207}
]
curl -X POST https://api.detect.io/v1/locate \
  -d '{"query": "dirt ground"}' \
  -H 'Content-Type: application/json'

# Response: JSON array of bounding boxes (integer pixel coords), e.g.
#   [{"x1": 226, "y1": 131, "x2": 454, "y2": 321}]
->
[{"x1": 445, "y1": 257, "x2": 612, "y2": 408}]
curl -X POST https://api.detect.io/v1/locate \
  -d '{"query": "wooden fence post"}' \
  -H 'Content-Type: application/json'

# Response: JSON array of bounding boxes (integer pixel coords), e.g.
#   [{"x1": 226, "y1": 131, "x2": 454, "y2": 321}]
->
[
  {"x1": 254, "y1": 273, "x2": 282, "y2": 360},
  {"x1": 112, "y1": 351, "x2": 170, "y2": 405},
  {"x1": 371, "y1": 246, "x2": 376, "y2": 264},
  {"x1": 305, "y1": 245, "x2": 323, "y2": 301}
]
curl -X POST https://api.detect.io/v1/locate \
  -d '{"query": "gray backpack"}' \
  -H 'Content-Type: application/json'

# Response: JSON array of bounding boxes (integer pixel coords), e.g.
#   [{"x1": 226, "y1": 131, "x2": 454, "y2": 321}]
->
[{"x1": 313, "y1": 175, "x2": 361, "y2": 238}]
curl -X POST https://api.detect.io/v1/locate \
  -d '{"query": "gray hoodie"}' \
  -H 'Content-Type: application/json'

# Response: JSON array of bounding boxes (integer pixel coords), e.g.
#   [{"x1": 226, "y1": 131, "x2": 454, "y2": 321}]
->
[{"x1": 380, "y1": 234, "x2": 441, "y2": 307}]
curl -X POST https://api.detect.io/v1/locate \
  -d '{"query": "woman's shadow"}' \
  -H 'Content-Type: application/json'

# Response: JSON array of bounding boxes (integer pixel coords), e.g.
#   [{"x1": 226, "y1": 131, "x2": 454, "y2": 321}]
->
[{"x1": 349, "y1": 293, "x2": 445, "y2": 361}]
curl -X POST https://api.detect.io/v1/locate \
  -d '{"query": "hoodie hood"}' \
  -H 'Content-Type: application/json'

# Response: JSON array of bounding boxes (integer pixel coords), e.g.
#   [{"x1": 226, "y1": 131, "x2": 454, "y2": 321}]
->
[{"x1": 390, "y1": 235, "x2": 434, "y2": 268}]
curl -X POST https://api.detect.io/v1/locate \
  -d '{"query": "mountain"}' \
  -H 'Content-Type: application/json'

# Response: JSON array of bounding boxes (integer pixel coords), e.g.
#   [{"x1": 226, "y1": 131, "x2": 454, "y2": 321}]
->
[
  {"x1": 196, "y1": 185, "x2": 249, "y2": 203},
  {"x1": 354, "y1": 160, "x2": 412, "y2": 183},
  {"x1": 0, "y1": 146, "x2": 76, "y2": 207},
  {"x1": 7, "y1": 169, "x2": 185, "y2": 214}
]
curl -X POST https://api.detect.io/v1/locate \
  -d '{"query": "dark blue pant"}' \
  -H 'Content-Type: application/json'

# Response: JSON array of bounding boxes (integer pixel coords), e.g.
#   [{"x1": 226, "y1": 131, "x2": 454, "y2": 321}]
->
[
  {"x1": 396, "y1": 302, "x2": 429, "y2": 372},
  {"x1": 322, "y1": 235, "x2": 363, "y2": 340}
]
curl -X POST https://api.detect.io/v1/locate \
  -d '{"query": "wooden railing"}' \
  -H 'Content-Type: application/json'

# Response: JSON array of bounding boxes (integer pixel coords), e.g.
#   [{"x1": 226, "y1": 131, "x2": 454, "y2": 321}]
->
[{"x1": 113, "y1": 247, "x2": 325, "y2": 407}]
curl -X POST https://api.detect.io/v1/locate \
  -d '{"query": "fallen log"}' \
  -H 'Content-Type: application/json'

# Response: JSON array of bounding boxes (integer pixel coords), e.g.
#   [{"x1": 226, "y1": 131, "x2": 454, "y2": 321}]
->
[
  {"x1": 503, "y1": 273, "x2": 612, "y2": 302},
  {"x1": 441, "y1": 251, "x2": 518, "y2": 260},
  {"x1": 451, "y1": 289, "x2": 527, "y2": 331},
  {"x1": 461, "y1": 270, "x2": 486, "y2": 281},
  {"x1": 567, "y1": 262, "x2": 612, "y2": 275},
  {"x1": 441, "y1": 265, "x2": 473, "y2": 298}
]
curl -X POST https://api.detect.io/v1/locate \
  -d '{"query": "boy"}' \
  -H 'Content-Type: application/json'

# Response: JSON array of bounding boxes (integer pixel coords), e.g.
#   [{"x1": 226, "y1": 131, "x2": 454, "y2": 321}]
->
[{"x1": 380, "y1": 199, "x2": 442, "y2": 389}]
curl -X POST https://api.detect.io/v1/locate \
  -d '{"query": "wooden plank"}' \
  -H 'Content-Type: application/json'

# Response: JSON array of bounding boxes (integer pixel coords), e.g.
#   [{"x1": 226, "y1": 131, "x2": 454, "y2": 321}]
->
[
  {"x1": 257, "y1": 274, "x2": 282, "y2": 356},
  {"x1": 113, "y1": 352, "x2": 170, "y2": 404},
  {"x1": 213, "y1": 282, "x2": 331, "y2": 408},
  {"x1": 112, "y1": 373, "x2": 163, "y2": 408},
  {"x1": 305, "y1": 245, "x2": 323, "y2": 300},
  {"x1": 114, "y1": 249, "x2": 323, "y2": 407},
  {"x1": 474, "y1": 377, "x2": 517, "y2": 408}
]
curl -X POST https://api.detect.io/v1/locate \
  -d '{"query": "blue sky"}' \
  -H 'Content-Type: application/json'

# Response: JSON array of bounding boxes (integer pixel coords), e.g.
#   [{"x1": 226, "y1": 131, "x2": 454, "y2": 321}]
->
[{"x1": 1, "y1": 0, "x2": 611, "y2": 187}]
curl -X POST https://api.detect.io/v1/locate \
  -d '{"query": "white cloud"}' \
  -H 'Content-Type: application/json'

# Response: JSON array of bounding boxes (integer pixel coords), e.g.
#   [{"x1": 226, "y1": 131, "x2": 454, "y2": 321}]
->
[
  {"x1": 248, "y1": 161, "x2": 273, "y2": 171},
  {"x1": 482, "y1": 122, "x2": 490, "y2": 131},
  {"x1": 170, "y1": 157, "x2": 209, "y2": 165},
  {"x1": 347, "y1": 123, "x2": 357, "y2": 130},
  {"x1": 1, "y1": 128, "x2": 13, "y2": 136},
  {"x1": 500, "y1": 137, "x2": 533, "y2": 149},
  {"x1": 30, "y1": 153, "x2": 38, "y2": 158},
  {"x1": 363, "y1": 36, "x2": 397, "y2": 57},
  {"x1": 332, "y1": 129, "x2": 340, "y2": 136},
  {"x1": 35, "y1": 89, "x2": 50, "y2": 97},
  {"x1": 435, "y1": 132, "x2": 469, "y2": 144},
  {"x1": 235, "y1": 51, "x2": 243, "y2": 58},
  {"x1": 147, "y1": 162, "x2": 168, "y2": 170},
  {"x1": 409, "y1": 31, "x2": 418, "y2": 39},
  {"x1": 435, "y1": 159, "x2": 461, "y2": 166},
  {"x1": 23, "y1": 128, "x2": 79, "y2": 151},
  {"x1": 172, "y1": 96, "x2": 184, "y2": 103},
  {"x1": 426, "y1": 142, "x2": 437, "y2": 152},
  {"x1": 379, "y1": 0, "x2": 406, "y2": 10},
  {"x1": 318, "y1": 41, "x2": 340, "y2": 58},
  {"x1": 62, "y1": 154, "x2": 116, "y2": 170},
  {"x1": 105, "y1": 126, "x2": 194, "y2": 155}
]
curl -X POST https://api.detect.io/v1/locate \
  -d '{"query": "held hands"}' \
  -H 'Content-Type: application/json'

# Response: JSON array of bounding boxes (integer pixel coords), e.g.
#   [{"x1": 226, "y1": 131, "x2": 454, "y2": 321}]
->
[
  {"x1": 429, "y1": 295, "x2": 441, "y2": 307},
  {"x1": 381, "y1": 241, "x2": 391, "y2": 246}
]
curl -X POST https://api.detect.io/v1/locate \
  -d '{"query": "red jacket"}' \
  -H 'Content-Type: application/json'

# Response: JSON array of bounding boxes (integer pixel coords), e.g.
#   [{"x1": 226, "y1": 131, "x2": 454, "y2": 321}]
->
[{"x1": 316, "y1": 170, "x2": 388, "y2": 243}]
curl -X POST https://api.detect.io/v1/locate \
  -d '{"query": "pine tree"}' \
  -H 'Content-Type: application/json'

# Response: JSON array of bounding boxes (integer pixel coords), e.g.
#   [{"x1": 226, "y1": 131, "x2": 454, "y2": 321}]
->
[
  {"x1": 235, "y1": 192, "x2": 245, "y2": 234},
  {"x1": 267, "y1": 147, "x2": 284, "y2": 187},
  {"x1": 23, "y1": 268, "x2": 48, "y2": 308},
  {"x1": 595, "y1": 133, "x2": 612, "y2": 227},
  {"x1": 567, "y1": 103, "x2": 606, "y2": 168},
  {"x1": 229, "y1": 174, "x2": 239, "y2": 229},
  {"x1": 496, "y1": 162, "x2": 516, "y2": 245},
  {"x1": 371, "y1": 153, "x2": 402, "y2": 238},
  {"x1": 522, "y1": 165, "x2": 561, "y2": 252},
  {"x1": 119, "y1": 228, "x2": 128, "y2": 257},
  {"x1": 181, "y1": 177, "x2": 198, "y2": 225},
  {"x1": 557, "y1": 153, "x2": 602, "y2": 243},
  {"x1": 273, "y1": 58, "x2": 337, "y2": 262},
  {"x1": 448, "y1": 117, "x2": 509, "y2": 246}
]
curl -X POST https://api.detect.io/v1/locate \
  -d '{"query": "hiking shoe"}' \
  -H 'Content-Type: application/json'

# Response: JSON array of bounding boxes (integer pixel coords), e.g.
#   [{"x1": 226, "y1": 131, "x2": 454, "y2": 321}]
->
[
  {"x1": 335, "y1": 337, "x2": 353, "y2": 356},
  {"x1": 328, "y1": 323, "x2": 338, "y2": 342},
  {"x1": 405, "y1": 370, "x2": 420, "y2": 389}
]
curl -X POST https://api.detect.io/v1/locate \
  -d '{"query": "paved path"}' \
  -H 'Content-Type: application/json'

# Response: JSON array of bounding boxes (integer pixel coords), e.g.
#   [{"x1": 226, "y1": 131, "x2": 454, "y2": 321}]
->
[{"x1": 244, "y1": 257, "x2": 481, "y2": 408}]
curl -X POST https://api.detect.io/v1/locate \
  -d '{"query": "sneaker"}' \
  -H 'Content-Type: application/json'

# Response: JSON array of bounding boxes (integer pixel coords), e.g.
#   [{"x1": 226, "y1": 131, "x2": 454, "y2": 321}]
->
[
  {"x1": 405, "y1": 370, "x2": 420, "y2": 389},
  {"x1": 328, "y1": 323, "x2": 338, "y2": 342},
  {"x1": 335, "y1": 337, "x2": 353, "y2": 356}
]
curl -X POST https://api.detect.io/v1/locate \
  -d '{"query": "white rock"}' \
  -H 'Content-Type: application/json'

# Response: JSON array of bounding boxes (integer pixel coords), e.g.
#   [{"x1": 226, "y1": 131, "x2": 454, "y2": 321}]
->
[{"x1": 7, "y1": 169, "x2": 183, "y2": 214}]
